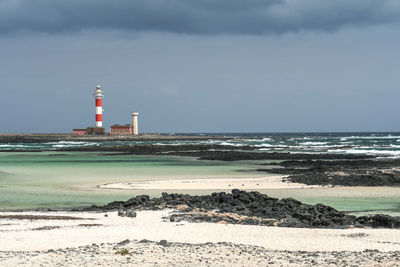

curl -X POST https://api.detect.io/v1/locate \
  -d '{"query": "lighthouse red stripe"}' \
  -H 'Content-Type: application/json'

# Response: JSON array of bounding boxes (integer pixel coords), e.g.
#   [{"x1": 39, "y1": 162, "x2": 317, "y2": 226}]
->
[
  {"x1": 96, "y1": 114, "x2": 102, "y2": 121},
  {"x1": 96, "y1": 99, "x2": 102, "y2": 107}
]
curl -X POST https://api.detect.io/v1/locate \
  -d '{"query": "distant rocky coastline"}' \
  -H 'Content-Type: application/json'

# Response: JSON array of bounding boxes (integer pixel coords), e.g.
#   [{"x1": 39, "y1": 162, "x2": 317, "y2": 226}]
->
[
  {"x1": 58, "y1": 144, "x2": 373, "y2": 160},
  {"x1": 0, "y1": 134, "x2": 228, "y2": 143},
  {"x1": 81, "y1": 190, "x2": 400, "y2": 229},
  {"x1": 258, "y1": 159, "x2": 400, "y2": 186}
]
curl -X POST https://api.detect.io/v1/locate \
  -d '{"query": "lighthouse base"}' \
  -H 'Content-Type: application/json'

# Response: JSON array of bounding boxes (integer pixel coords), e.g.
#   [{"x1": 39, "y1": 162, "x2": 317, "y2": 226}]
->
[{"x1": 85, "y1": 127, "x2": 106, "y2": 135}]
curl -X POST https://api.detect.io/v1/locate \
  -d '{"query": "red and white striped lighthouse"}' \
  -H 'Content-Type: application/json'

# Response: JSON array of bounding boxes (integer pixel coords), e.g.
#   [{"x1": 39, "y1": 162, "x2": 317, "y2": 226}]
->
[{"x1": 94, "y1": 85, "x2": 104, "y2": 127}]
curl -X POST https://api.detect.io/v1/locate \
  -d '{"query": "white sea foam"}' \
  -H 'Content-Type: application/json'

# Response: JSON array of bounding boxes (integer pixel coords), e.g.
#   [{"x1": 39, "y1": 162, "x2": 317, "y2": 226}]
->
[
  {"x1": 253, "y1": 144, "x2": 276, "y2": 148},
  {"x1": 290, "y1": 151, "x2": 326, "y2": 154},
  {"x1": 234, "y1": 138, "x2": 272, "y2": 142},
  {"x1": 299, "y1": 145, "x2": 349, "y2": 150},
  {"x1": 236, "y1": 139, "x2": 259, "y2": 142},
  {"x1": 47, "y1": 141, "x2": 99, "y2": 148},
  {"x1": 300, "y1": 142, "x2": 329, "y2": 146},
  {"x1": 201, "y1": 140, "x2": 221, "y2": 145},
  {"x1": 340, "y1": 135, "x2": 400, "y2": 140},
  {"x1": 153, "y1": 142, "x2": 176, "y2": 146},
  {"x1": 52, "y1": 143, "x2": 97, "y2": 148},
  {"x1": 220, "y1": 142, "x2": 245, "y2": 147},
  {"x1": 46, "y1": 141, "x2": 96, "y2": 145},
  {"x1": 0, "y1": 144, "x2": 30, "y2": 148},
  {"x1": 328, "y1": 148, "x2": 400, "y2": 157},
  {"x1": 349, "y1": 149, "x2": 400, "y2": 156}
]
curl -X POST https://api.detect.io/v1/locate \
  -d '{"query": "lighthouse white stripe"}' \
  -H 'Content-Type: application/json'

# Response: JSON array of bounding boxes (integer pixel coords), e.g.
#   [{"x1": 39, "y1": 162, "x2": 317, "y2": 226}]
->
[
  {"x1": 96, "y1": 121, "x2": 103, "y2": 127},
  {"x1": 96, "y1": 107, "x2": 102, "y2": 114}
]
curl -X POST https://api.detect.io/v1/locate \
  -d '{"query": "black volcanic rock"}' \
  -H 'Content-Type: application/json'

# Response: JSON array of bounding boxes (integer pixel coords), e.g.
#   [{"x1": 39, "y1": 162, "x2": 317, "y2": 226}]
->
[
  {"x1": 258, "y1": 159, "x2": 400, "y2": 186},
  {"x1": 86, "y1": 190, "x2": 400, "y2": 229},
  {"x1": 286, "y1": 172, "x2": 400, "y2": 186}
]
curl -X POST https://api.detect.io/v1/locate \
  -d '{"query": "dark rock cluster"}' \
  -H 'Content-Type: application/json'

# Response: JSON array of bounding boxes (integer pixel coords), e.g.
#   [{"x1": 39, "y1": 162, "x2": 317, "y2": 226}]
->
[
  {"x1": 117, "y1": 208, "x2": 136, "y2": 218},
  {"x1": 285, "y1": 171, "x2": 400, "y2": 186},
  {"x1": 194, "y1": 150, "x2": 373, "y2": 161},
  {"x1": 86, "y1": 190, "x2": 400, "y2": 229},
  {"x1": 260, "y1": 159, "x2": 400, "y2": 186}
]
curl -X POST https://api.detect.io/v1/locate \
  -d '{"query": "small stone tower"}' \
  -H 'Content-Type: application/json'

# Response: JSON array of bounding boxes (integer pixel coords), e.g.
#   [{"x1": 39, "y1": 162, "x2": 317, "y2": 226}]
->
[{"x1": 132, "y1": 112, "x2": 139, "y2": 135}]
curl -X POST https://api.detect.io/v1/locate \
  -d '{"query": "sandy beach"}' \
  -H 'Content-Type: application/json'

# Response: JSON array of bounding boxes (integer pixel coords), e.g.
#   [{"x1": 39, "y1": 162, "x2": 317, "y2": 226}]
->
[
  {"x1": 1, "y1": 209, "x2": 400, "y2": 266},
  {"x1": 99, "y1": 176, "x2": 319, "y2": 190}
]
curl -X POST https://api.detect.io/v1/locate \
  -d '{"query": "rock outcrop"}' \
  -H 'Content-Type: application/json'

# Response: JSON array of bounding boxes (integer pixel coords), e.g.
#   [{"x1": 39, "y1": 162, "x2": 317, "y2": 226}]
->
[{"x1": 85, "y1": 190, "x2": 400, "y2": 229}]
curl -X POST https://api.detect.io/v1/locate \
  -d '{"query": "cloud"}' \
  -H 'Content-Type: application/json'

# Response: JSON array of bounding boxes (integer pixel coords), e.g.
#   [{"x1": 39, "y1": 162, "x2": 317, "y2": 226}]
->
[{"x1": 0, "y1": 0, "x2": 399, "y2": 35}]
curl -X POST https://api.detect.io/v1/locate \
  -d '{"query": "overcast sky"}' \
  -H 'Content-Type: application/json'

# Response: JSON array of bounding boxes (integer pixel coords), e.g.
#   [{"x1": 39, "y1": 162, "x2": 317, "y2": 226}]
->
[{"x1": 1, "y1": 0, "x2": 400, "y2": 133}]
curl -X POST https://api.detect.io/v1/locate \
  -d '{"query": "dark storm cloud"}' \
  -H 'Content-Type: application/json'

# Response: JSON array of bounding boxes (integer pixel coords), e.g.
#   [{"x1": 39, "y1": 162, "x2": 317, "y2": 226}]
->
[{"x1": 0, "y1": 0, "x2": 399, "y2": 35}]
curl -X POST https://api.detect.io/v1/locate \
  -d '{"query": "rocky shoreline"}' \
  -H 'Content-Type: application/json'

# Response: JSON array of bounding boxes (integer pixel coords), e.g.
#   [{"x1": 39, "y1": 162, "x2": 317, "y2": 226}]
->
[
  {"x1": 259, "y1": 159, "x2": 400, "y2": 186},
  {"x1": 2, "y1": 140, "x2": 400, "y2": 186},
  {"x1": 60, "y1": 144, "x2": 400, "y2": 187},
  {"x1": 82, "y1": 190, "x2": 400, "y2": 229}
]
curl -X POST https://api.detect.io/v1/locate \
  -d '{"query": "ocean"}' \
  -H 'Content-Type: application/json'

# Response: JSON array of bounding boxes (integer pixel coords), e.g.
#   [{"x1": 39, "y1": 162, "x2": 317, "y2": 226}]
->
[
  {"x1": 0, "y1": 132, "x2": 399, "y2": 215},
  {"x1": 2, "y1": 132, "x2": 400, "y2": 157}
]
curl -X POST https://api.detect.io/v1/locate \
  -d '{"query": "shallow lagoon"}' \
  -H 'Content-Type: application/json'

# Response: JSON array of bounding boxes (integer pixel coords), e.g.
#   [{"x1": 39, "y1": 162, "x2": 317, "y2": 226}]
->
[
  {"x1": 0, "y1": 152, "x2": 399, "y2": 216},
  {"x1": 0, "y1": 152, "x2": 258, "y2": 209}
]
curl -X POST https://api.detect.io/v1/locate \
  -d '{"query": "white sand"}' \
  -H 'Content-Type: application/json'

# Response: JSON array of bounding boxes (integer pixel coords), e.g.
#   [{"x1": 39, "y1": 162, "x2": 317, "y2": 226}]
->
[
  {"x1": 99, "y1": 176, "x2": 319, "y2": 190},
  {"x1": 1, "y1": 210, "x2": 399, "y2": 253}
]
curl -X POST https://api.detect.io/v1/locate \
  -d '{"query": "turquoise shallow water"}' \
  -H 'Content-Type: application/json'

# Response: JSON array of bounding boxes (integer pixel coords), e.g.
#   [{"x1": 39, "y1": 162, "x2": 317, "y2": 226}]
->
[
  {"x1": 0, "y1": 152, "x2": 257, "y2": 209},
  {"x1": 0, "y1": 151, "x2": 399, "y2": 216}
]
